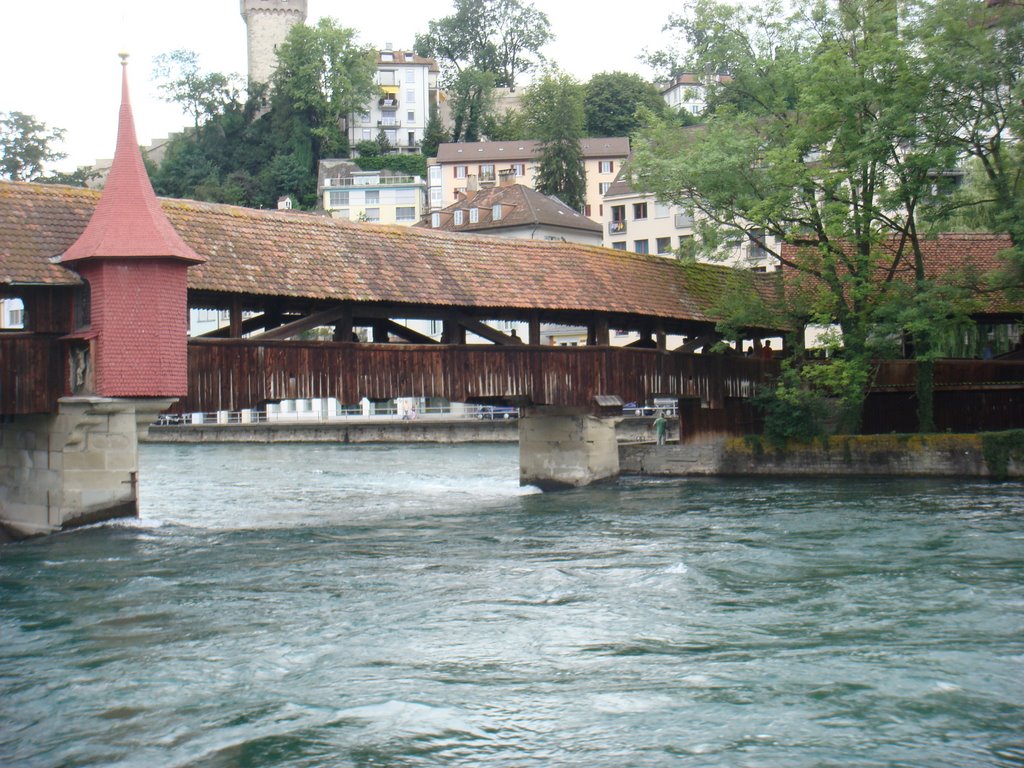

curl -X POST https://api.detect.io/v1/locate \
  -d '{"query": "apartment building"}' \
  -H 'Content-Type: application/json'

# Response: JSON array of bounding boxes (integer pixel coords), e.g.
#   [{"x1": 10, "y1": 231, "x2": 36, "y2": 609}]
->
[
  {"x1": 660, "y1": 72, "x2": 732, "y2": 117},
  {"x1": 428, "y1": 137, "x2": 630, "y2": 222},
  {"x1": 319, "y1": 160, "x2": 427, "y2": 225},
  {"x1": 418, "y1": 181, "x2": 603, "y2": 245},
  {"x1": 349, "y1": 47, "x2": 440, "y2": 154},
  {"x1": 603, "y1": 171, "x2": 778, "y2": 272}
]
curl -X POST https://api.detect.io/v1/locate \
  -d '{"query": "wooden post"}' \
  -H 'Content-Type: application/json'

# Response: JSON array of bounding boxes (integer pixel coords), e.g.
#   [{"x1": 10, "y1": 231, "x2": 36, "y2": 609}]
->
[
  {"x1": 528, "y1": 314, "x2": 541, "y2": 346},
  {"x1": 229, "y1": 297, "x2": 243, "y2": 338},
  {"x1": 333, "y1": 306, "x2": 354, "y2": 342}
]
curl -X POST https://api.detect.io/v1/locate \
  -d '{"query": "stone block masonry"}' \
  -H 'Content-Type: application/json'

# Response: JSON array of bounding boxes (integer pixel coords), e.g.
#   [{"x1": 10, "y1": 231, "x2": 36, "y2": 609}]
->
[
  {"x1": 621, "y1": 433, "x2": 1024, "y2": 479},
  {"x1": 0, "y1": 397, "x2": 175, "y2": 540}
]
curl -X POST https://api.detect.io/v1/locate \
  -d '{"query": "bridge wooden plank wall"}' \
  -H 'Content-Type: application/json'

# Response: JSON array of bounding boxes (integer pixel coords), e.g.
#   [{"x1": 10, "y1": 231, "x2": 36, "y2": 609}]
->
[
  {"x1": 183, "y1": 339, "x2": 778, "y2": 412},
  {"x1": 0, "y1": 334, "x2": 65, "y2": 414}
]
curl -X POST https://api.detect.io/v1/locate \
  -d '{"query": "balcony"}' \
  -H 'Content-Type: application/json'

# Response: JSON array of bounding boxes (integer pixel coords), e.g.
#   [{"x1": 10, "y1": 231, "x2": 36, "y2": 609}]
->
[
  {"x1": 379, "y1": 97, "x2": 399, "y2": 109},
  {"x1": 377, "y1": 120, "x2": 402, "y2": 128},
  {"x1": 324, "y1": 175, "x2": 423, "y2": 188},
  {"x1": 609, "y1": 220, "x2": 627, "y2": 234}
]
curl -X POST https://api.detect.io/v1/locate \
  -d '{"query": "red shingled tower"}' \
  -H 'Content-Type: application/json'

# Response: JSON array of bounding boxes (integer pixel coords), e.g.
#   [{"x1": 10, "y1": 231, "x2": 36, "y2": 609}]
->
[{"x1": 61, "y1": 54, "x2": 205, "y2": 397}]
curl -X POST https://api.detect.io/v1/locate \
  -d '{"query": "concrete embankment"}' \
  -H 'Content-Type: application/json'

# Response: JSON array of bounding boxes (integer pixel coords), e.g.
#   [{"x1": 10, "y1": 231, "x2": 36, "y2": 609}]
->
[
  {"x1": 143, "y1": 416, "x2": 665, "y2": 446},
  {"x1": 621, "y1": 432, "x2": 1024, "y2": 480}
]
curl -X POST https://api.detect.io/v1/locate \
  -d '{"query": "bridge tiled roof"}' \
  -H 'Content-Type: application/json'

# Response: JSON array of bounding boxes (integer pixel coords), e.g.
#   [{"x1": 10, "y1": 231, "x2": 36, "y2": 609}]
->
[{"x1": 0, "y1": 181, "x2": 782, "y2": 328}]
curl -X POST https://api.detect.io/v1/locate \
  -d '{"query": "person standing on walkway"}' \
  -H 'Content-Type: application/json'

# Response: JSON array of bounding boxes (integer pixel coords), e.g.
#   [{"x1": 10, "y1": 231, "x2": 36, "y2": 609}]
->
[{"x1": 654, "y1": 412, "x2": 668, "y2": 446}]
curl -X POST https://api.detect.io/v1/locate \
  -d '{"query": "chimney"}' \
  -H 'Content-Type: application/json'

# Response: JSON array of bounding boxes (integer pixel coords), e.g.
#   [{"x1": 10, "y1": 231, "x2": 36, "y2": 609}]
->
[
  {"x1": 498, "y1": 168, "x2": 516, "y2": 187},
  {"x1": 466, "y1": 174, "x2": 479, "y2": 193}
]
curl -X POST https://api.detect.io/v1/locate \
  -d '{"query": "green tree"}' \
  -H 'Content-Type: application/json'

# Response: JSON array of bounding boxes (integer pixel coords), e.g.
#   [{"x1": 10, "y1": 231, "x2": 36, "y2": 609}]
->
[
  {"x1": 633, "y1": 0, "x2": 972, "y2": 433},
  {"x1": 522, "y1": 70, "x2": 586, "y2": 211},
  {"x1": 152, "y1": 49, "x2": 243, "y2": 139},
  {"x1": 583, "y1": 72, "x2": 666, "y2": 138},
  {"x1": 420, "y1": 103, "x2": 449, "y2": 157},
  {"x1": 448, "y1": 68, "x2": 496, "y2": 143},
  {"x1": 415, "y1": 0, "x2": 552, "y2": 91},
  {"x1": 272, "y1": 18, "x2": 378, "y2": 163},
  {"x1": 0, "y1": 112, "x2": 66, "y2": 181},
  {"x1": 915, "y1": 0, "x2": 1024, "y2": 293}
]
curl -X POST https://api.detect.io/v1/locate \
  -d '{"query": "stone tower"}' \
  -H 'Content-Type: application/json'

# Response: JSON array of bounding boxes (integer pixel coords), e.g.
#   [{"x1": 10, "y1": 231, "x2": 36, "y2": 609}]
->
[{"x1": 240, "y1": 0, "x2": 308, "y2": 85}]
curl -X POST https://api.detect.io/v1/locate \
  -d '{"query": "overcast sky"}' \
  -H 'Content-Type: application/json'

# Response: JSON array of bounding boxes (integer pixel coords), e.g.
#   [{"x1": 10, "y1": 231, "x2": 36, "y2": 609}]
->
[{"x1": 2, "y1": 0, "x2": 686, "y2": 172}]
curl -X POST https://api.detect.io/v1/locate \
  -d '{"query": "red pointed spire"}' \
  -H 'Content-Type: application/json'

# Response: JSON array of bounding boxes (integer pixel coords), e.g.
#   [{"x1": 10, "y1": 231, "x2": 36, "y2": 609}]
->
[{"x1": 62, "y1": 54, "x2": 204, "y2": 264}]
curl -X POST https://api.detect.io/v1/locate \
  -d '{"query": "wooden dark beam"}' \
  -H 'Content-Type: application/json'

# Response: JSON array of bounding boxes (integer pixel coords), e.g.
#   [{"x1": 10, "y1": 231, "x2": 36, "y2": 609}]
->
[
  {"x1": 455, "y1": 313, "x2": 524, "y2": 345},
  {"x1": 332, "y1": 306, "x2": 354, "y2": 342},
  {"x1": 675, "y1": 332, "x2": 721, "y2": 353},
  {"x1": 528, "y1": 314, "x2": 541, "y2": 346},
  {"x1": 373, "y1": 319, "x2": 438, "y2": 344},
  {"x1": 229, "y1": 296, "x2": 243, "y2": 338},
  {"x1": 250, "y1": 304, "x2": 351, "y2": 341}
]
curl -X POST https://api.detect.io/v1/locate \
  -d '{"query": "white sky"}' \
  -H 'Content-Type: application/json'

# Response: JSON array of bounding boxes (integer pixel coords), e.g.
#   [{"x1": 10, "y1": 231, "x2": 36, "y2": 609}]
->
[{"x1": 2, "y1": 0, "x2": 686, "y2": 172}]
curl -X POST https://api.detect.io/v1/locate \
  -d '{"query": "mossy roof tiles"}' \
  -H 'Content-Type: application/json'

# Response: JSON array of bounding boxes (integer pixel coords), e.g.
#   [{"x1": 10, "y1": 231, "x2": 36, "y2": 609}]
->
[{"x1": 1, "y1": 181, "x2": 783, "y2": 327}]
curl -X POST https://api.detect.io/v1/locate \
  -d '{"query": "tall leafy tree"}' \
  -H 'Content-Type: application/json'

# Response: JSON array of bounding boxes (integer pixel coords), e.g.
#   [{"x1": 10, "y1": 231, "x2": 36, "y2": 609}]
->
[
  {"x1": 420, "y1": 103, "x2": 450, "y2": 157},
  {"x1": 152, "y1": 49, "x2": 243, "y2": 139},
  {"x1": 415, "y1": 0, "x2": 552, "y2": 91},
  {"x1": 915, "y1": 0, "x2": 1024, "y2": 293},
  {"x1": 632, "y1": 0, "x2": 975, "y2": 433},
  {"x1": 448, "y1": 69, "x2": 496, "y2": 143},
  {"x1": 0, "y1": 112, "x2": 66, "y2": 181},
  {"x1": 583, "y1": 72, "x2": 666, "y2": 138},
  {"x1": 272, "y1": 18, "x2": 378, "y2": 162},
  {"x1": 522, "y1": 70, "x2": 586, "y2": 211}
]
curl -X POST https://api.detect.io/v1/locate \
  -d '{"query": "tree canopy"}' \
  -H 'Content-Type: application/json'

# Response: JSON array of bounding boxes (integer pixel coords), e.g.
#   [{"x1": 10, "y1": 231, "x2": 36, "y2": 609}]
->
[
  {"x1": 583, "y1": 72, "x2": 666, "y2": 138},
  {"x1": 415, "y1": 0, "x2": 552, "y2": 91},
  {"x1": 632, "y1": 0, "x2": 1019, "y2": 433},
  {"x1": 0, "y1": 111, "x2": 67, "y2": 182},
  {"x1": 149, "y1": 18, "x2": 377, "y2": 209},
  {"x1": 522, "y1": 70, "x2": 586, "y2": 211}
]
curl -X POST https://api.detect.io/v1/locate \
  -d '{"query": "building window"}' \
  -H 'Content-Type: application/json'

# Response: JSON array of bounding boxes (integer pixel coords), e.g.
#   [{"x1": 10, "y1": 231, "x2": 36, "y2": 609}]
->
[
  {"x1": 365, "y1": 190, "x2": 380, "y2": 204},
  {"x1": 360, "y1": 112, "x2": 370, "y2": 123},
  {"x1": 455, "y1": 165, "x2": 467, "y2": 179},
  {"x1": 429, "y1": 165, "x2": 441, "y2": 183},
  {"x1": 656, "y1": 237, "x2": 672, "y2": 254},
  {"x1": 634, "y1": 239, "x2": 649, "y2": 254},
  {"x1": 511, "y1": 163, "x2": 525, "y2": 176},
  {"x1": 469, "y1": 207, "x2": 479, "y2": 223},
  {"x1": 431, "y1": 212, "x2": 441, "y2": 228},
  {"x1": 633, "y1": 202, "x2": 648, "y2": 220},
  {"x1": 333, "y1": 208, "x2": 350, "y2": 220},
  {"x1": 430, "y1": 187, "x2": 442, "y2": 206},
  {"x1": 493, "y1": 204, "x2": 502, "y2": 220},
  {"x1": 599, "y1": 182, "x2": 611, "y2": 194},
  {"x1": 655, "y1": 202, "x2": 671, "y2": 219},
  {"x1": 395, "y1": 188, "x2": 416, "y2": 204},
  {"x1": 611, "y1": 242, "x2": 627, "y2": 250},
  {"x1": 396, "y1": 206, "x2": 416, "y2": 221},
  {"x1": 405, "y1": 68, "x2": 415, "y2": 83},
  {"x1": 363, "y1": 208, "x2": 380, "y2": 222},
  {"x1": 379, "y1": 70, "x2": 396, "y2": 85},
  {"x1": 479, "y1": 163, "x2": 495, "y2": 182},
  {"x1": 406, "y1": 89, "x2": 415, "y2": 103},
  {"x1": 362, "y1": 129, "x2": 373, "y2": 140},
  {"x1": 584, "y1": 204, "x2": 591, "y2": 217},
  {"x1": 407, "y1": 131, "x2": 416, "y2": 147},
  {"x1": 454, "y1": 209, "x2": 464, "y2": 225},
  {"x1": 382, "y1": 115, "x2": 396, "y2": 126},
  {"x1": 599, "y1": 160, "x2": 614, "y2": 174},
  {"x1": 407, "y1": 111, "x2": 415, "y2": 122},
  {"x1": 328, "y1": 190, "x2": 349, "y2": 207}
]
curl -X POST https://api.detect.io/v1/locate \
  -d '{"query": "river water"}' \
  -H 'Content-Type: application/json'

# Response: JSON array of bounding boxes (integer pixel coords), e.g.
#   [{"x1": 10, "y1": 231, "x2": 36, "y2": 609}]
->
[{"x1": 1, "y1": 443, "x2": 1023, "y2": 767}]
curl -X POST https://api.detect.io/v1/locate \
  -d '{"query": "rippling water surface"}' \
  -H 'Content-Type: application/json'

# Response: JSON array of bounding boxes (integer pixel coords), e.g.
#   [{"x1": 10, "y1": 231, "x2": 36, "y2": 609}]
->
[{"x1": 2, "y1": 443, "x2": 1023, "y2": 767}]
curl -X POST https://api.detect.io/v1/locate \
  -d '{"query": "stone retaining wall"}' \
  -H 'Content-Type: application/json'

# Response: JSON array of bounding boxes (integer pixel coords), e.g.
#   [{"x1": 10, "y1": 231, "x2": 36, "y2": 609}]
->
[{"x1": 621, "y1": 433, "x2": 1024, "y2": 479}]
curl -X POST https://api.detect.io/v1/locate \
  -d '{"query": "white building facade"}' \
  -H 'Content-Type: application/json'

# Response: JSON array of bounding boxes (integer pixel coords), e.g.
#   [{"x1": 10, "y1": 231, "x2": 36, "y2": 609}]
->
[{"x1": 349, "y1": 48, "x2": 439, "y2": 154}]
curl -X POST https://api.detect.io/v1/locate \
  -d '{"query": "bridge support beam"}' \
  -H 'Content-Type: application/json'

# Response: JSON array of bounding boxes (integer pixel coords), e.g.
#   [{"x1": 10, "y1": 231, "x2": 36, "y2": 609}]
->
[
  {"x1": 0, "y1": 397, "x2": 174, "y2": 541},
  {"x1": 519, "y1": 407, "x2": 620, "y2": 491}
]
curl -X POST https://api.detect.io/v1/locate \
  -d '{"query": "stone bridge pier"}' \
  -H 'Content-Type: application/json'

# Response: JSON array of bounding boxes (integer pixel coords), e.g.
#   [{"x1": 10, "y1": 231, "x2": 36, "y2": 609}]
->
[
  {"x1": 0, "y1": 398, "x2": 175, "y2": 540},
  {"x1": 519, "y1": 407, "x2": 621, "y2": 491}
]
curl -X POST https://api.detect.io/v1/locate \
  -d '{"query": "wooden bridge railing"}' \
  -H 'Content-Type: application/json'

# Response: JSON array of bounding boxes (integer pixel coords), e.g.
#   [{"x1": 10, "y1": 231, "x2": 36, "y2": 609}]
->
[
  {"x1": 0, "y1": 333, "x2": 65, "y2": 415},
  {"x1": 182, "y1": 339, "x2": 780, "y2": 413}
]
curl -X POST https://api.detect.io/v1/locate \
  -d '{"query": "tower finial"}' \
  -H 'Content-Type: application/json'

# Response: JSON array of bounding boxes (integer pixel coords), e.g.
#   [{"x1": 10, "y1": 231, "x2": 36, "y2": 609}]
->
[{"x1": 118, "y1": 51, "x2": 129, "y2": 66}]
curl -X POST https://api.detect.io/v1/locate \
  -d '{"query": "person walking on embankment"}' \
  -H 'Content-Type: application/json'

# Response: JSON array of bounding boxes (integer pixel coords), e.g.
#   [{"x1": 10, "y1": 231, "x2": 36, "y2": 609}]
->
[{"x1": 654, "y1": 412, "x2": 667, "y2": 446}]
